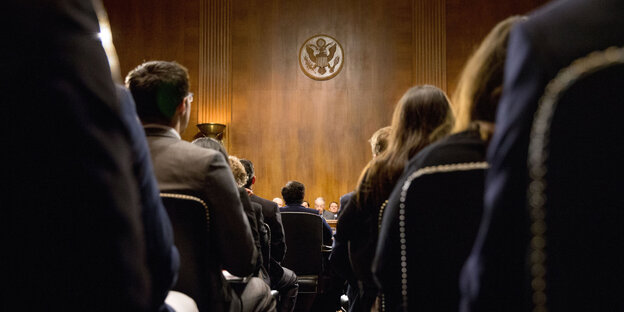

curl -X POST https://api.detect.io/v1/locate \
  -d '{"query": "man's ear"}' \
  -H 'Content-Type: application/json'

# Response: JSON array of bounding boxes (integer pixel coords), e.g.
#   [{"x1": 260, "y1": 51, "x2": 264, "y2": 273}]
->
[
  {"x1": 176, "y1": 99, "x2": 187, "y2": 115},
  {"x1": 251, "y1": 176, "x2": 256, "y2": 186}
]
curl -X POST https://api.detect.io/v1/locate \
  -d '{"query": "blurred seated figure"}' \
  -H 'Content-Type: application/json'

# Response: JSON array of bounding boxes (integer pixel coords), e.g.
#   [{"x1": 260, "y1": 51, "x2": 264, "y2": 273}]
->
[
  {"x1": 241, "y1": 159, "x2": 299, "y2": 312},
  {"x1": 280, "y1": 182, "x2": 333, "y2": 246},
  {"x1": 374, "y1": 16, "x2": 521, "y2": 312},
  {"x1": 127, "y1": 60, "x2": 273, "y2": 312},
  {"x1": 273, "y1": 197, "x2": 285, "y2": 207},
  {"x1": 336, "y1": 85, "x2": 454, "y2": 311},
  {"x1": 322, "y1": 202, "x2": 339, "y2": 220},
  {"x1": 117, "y1": 85, "x2": 188, "y2": 312},
  {"x1": 302, "y1": 201, "x2": 311, "y2": 209},
  {"x1": 6, "y1": 1, "x2": 152, "y2": 310},
  {"x1": 280, "y1": 181, "x2": 341, "y2": 311},
  {"x1": 332, "y1": 126, "x2": 390, "y2": 312},
  {"x1": 460, "y1": 0, "x2": 624, "y2": 310},
  {"x1": 227, "y1": 156, "x2": 274, "y2": 296}
]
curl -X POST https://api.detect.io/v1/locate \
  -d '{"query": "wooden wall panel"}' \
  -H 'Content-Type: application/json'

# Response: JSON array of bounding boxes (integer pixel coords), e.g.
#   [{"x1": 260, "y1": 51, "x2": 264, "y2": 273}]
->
[
  {"x1": 229, "y1": 0, "x2": 415, "y2": 203},
  {"x1": 445, "y1": 0, "x2": 549, "y2": 95},
  {"x1": 102, "y1": 0, "x2": 201, "y2": 141},
  {"x1": 103, "y1": 0, "x2": 550, "y2": 207},
  {"x1": 412, "y1": 0, "x2": 446, "y2": 89},
  {"x1": 198, "y1": 0, "x2": 232, "y2": 149}
]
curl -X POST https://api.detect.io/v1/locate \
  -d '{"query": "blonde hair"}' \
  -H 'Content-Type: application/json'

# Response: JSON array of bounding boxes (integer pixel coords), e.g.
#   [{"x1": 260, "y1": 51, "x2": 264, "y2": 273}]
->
[
  {"x1": 227, "y1": 156, "x2": 248, "y2": 188},
  {"x1": 369, "y1": 126, "x2": 392, "y2": 157},
  {"x1": 452, "y1": 16, "x2": 525, "y2": 139},
  {"x1": 356, "y1": 85, "x2": 454, "y2": 208}
]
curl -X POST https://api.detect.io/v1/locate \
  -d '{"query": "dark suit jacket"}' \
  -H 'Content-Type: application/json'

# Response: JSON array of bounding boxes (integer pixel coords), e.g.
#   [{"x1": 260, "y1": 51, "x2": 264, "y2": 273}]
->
[
  {"x1": 239, "y1": 188, "x2": 270, "y2": 285},
  {"x1": 6, "y1": 1, "x2": 150, "y2": 310},
  {"x1": 146, "y1": 127, "x2": 257, "y2": 311},
  {"x1": 338, "y1": 192, "x2": 354, "y2": 218},
  {"x1": 374, "y1": 130, "x2": 486, "y2": 312},
  {"x1": 460, "y1": 1, "x2": 624, "y2": 311},
  {"x1": 250, "y1": 194, "x2": 288, "y2": 283},
  {"x1": 280, "y1": 204, "x2": 333, "y2": 246},
  {"x1": 117, "y1": 86, "x2": 179, "y2": 312},
  {"x1": 322, "y1": 210, "x2": 338, "y2": 220}
]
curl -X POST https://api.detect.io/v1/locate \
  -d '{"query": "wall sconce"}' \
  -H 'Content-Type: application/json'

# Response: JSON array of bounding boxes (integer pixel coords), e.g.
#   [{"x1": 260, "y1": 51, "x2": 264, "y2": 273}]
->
[{"x1": 197, "y1": 123, "x2": 226, "y2": 142}]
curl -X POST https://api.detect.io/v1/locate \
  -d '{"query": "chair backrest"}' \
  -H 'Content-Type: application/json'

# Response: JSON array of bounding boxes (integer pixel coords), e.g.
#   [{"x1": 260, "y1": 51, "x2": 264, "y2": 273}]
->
[
  {"x1": 261, "y1": 222, "x2": 271, "y2": 273},
  {"x1": 396, "y1": 163, "x2": 488, "y2": 311},
  {"x1": 160, "y1": 193, "x2": 213, "y2": 312},
  {"x1": 280, "y1": 212, "x2": 324, "y2": 275},
  {"x1": 527, "y1": 46, "x2": 624, "y2": 312}
]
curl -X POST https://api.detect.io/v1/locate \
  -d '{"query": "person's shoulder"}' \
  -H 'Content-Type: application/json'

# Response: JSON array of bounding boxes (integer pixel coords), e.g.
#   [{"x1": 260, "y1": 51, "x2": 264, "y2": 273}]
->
[
  {"x1": 408, "y1": 131, "x2": 486, "y2": 171},
  {"x1": 250, "y1": 194, "x2": 276, "y2": 208},
  {"x1": 173, "y1": 140, "x2": 227, "y2": 164},
  {"x1": 280, "y1": 205, "x2": 317, "y2": 215}
]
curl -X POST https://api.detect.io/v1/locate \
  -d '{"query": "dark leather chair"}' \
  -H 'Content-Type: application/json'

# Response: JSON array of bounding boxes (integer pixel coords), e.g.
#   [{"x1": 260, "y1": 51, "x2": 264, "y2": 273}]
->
[
  {"x1": 281, "y1": 212, "x2": 331, "y2": 311},
  {"x1": 527, "y1": 46, "x2": 624, "y2": 311},
  {"x1": 159, "y1": 193, "x2": 212, "y2": 311},
  {"x1": 393, "y1": 163, "x2": 488, "y2": 311}
]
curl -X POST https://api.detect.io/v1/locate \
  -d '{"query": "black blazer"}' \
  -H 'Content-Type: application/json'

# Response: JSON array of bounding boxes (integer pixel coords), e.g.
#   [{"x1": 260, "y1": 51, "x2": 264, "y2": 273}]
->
[
  {"x1": 460, "y1": 1, "x2": 624, "y2": 311},
  {"x1": 250, "y1": 194, "x2": 288, "y2": 282},
  {"x1": 6, "y1": 1, "x2": 150, "y2": 310},
  {"x1": 374, "y1": 130, "x2": 487, "y2": 312}
]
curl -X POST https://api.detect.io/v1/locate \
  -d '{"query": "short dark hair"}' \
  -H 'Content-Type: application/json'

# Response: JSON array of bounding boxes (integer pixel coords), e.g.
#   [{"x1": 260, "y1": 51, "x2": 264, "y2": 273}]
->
[
  {"x1": 281, "y1": 181, "x2": 305, "y2": 205},
  {"x1": 191, "y1": 137, "x2": 228, "y2": 159},
  {"x1": 239, "y1": 159, "x2": 254, "y2": 189},
  {"x1": 125, "y1": 61, "x2": 189, "y2": 125}
]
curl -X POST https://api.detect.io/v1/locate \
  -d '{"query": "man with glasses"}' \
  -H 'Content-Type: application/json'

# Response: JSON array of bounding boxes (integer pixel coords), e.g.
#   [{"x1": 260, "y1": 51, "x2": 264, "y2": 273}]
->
[{"x1": 127, "y1": 60, "x2": 275, "y2": 312}]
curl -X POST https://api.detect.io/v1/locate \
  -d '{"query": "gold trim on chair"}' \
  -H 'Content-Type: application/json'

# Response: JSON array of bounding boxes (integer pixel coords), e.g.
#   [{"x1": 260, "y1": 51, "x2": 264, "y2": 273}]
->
[
  {"x1": 528, "y1": 46, "x2": 624, "y2": 312},
  {"x1": 397, "y1": 162, "x2": 489, "y2": 310},
  {"x1": 160, "y1": 193, "x2": 210, "y2": 232}
]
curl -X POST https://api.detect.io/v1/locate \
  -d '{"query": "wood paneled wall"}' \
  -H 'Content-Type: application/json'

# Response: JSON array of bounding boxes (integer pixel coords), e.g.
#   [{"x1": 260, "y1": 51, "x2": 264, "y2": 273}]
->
[
  {"x1": 229, "y1": 0, "x2": 414, "y2": 202},
  {"x1": 103, "y1": 0, "x2": 548, "y2": 204},
  {"x1": 446, "y1": 0, "x2": 549, "y2": 94},
  {"x1": 199, "y1": 0, "x2": 232, "y2": 148},
  {"x1": 103, "y1": 0, "x2": 201, "y2": 142}
]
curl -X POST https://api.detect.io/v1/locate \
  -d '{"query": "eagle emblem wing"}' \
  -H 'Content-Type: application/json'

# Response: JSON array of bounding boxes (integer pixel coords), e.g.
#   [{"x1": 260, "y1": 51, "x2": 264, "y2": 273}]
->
[
  {"x1": 327, "y1": 43, "x2": 337, "y2": 61},
  {"x1": 306, "y1": 45, "x2": 317, "y2": 63}
]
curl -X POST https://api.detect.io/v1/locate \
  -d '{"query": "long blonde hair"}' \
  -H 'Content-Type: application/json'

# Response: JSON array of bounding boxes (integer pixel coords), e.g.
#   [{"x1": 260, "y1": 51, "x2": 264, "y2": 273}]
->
[
  {"x1": 452, "y1": 16, "x2": 525, "y2": 139},
  {"x1": 355, "y1": 85, "x2": 454, "y2": 209}
]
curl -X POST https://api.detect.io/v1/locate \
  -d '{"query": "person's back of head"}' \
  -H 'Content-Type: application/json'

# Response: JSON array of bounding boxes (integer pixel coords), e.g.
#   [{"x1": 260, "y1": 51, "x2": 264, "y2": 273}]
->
[
  {"x1": 192, "y1": 137, "x2": 229, "y2": 159},
  {"x1": 357, "y1": 85, "x2": 454, "y2": 207},
  {"x1": 227, "y1": 156, "x2": 247, "y2": 188},
  {"x1": 370, "y1": 126, "x2": 392, "y2": 158},
  {"x1": 452, "y1": 16, "x2": 525, "y2": 141},
  {"x1": 239, "y1": 159, "x2": 255, "y2": 189},
  {"x1": 281, "y1": 181, "x2": 305, "y2": 206},
  {"x1": 126, "y1": 60, "x2": 190, "y2": 128}
]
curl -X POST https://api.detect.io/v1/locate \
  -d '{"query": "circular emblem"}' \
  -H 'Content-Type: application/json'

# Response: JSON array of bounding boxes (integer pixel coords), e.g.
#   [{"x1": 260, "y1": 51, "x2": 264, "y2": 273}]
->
[{"x1": 299, "y1": 34, "x2": 344, "y2": 81}]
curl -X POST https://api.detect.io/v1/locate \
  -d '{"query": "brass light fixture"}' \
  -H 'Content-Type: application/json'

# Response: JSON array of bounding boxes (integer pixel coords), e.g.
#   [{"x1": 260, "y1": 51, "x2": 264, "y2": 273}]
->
[{"x1": 196, "y1": 123, "x2": 226, "y2": 142}]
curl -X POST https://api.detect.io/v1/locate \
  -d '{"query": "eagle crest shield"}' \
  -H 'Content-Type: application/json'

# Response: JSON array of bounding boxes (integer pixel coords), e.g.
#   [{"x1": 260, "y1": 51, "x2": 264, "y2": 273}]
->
[{"x1": 299, "y1": 34, "x2": 344, "y2": 81}]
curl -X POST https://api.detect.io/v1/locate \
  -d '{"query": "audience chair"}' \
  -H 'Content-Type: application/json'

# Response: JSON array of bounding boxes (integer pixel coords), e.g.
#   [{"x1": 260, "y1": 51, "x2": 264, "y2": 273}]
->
[
  {"x1": 281, "y1": 212, "x2": 331, "y2": 311},
  {"x1": 160, "y1": 193, "x2": 214, "y2": 312},
  {"x1": 391, "y1": 163, "x2": 488, "y2": 311},
  {"x1": 527, "y1": 46, "x2": 624, "y2": 311}
]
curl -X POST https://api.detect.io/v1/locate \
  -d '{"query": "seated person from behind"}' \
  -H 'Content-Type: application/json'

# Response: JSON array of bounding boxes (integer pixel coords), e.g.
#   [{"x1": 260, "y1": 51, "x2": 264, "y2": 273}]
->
[
  {"x1": 280, "y1": 181, "x2": 333, "y2": 246},
  {"x1": 240, "y1": 158, "x2": 299, "y2": 312},
  {"x1": 374, "y1": 16, "x2": 522, "y2": 312},
  {"x1": 323, "y1": 201, "x2": 339, "y2": 220},
  {"x1": 126, "y1": 60, "x2": 273, "y2": 312}
]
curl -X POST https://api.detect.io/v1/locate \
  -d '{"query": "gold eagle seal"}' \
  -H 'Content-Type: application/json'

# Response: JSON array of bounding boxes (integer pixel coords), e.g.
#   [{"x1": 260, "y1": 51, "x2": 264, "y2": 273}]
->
[{"x1": 299, "y1": 34, "x2": 344, "y2": 81}]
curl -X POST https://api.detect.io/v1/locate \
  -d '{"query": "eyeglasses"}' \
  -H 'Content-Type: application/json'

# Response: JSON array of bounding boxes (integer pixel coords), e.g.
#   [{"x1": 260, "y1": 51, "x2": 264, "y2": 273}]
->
[{"x1": 186, "y1": 92, "x2": 194, "y2": 104}]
